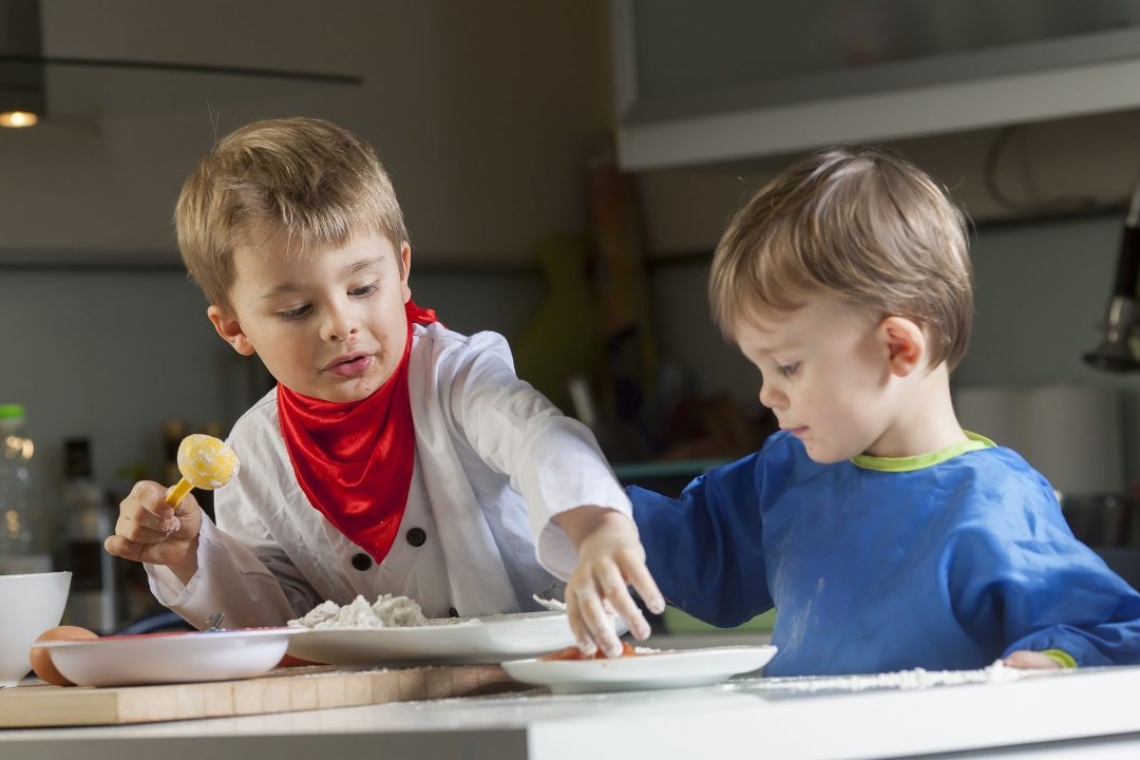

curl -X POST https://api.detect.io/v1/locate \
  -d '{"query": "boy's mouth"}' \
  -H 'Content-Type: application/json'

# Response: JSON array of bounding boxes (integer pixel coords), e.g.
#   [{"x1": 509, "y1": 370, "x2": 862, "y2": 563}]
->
[{"x1": 325, "y1": 353, "x2": 374, "y2": 378}]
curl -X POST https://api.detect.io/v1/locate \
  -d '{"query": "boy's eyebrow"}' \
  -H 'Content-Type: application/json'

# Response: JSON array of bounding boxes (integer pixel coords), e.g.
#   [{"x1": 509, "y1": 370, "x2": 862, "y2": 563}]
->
[
  {"x1": 259, "y1": 258, "x2": 386, "y2": 301},
  {"x1": 260, "y1": 282, "x2": 302, "y2": 300},
  {"x1": 747, "y1": 339, "x2": 795, "y2": 357},
  {"x1": 341, "y1": 257, "x2": 386, "y2": 278}
]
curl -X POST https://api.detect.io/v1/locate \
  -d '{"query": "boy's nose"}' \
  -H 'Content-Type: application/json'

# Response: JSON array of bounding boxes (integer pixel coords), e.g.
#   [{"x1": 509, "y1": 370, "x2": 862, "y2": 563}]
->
[
  {"x1": 758, "y1": 380, "x2": 784, "y2": 410},
  {"x1": 320, "y1": 304, "x2": 357, "y2": 342}
]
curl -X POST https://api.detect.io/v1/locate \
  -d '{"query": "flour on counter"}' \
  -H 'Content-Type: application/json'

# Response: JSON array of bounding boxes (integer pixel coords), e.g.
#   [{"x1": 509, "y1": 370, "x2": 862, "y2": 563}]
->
[
  {"x1": 288, "y1": 593, "x2": 445, "y2": 630},
  {"x1": 754, "y1": 659, "x2": 1053, "y2": 694}
]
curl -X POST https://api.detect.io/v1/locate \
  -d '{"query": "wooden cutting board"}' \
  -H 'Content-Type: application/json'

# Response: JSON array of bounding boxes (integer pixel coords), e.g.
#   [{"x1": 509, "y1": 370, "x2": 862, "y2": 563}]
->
[{"x1": 0, "y1": 664, "x2": 524, "y2": 728}]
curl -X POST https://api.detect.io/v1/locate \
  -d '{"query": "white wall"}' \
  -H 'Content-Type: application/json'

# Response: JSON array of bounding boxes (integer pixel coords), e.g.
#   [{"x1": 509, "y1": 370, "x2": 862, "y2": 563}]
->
[{"x1": 0, "y1": 0, "x2": 612, "y2": 265}]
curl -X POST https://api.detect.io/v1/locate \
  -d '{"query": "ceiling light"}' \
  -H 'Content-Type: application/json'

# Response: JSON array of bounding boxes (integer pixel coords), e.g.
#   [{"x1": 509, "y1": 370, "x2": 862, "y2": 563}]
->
[
  {"x1": 0, "y1": 0, "x2": 360, "y2": 128},
  {"x1": 0, "y1": 110, "x2": 36, "y2": 127},
  {"x1": 0, "y1": 0, "x2": 44, "y2": 127}
]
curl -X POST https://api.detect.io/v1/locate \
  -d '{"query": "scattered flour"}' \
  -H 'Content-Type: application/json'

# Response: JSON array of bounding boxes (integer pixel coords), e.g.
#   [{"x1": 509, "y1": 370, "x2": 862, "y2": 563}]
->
[
  {"x1": 288, "y1": 593, "x2": 440, "y2": 629},
  {"x1": 531, "y1": 594, "x2": 567, "y2": 612},
  {"x1": 754, "y1": 659, "x2": 1043, "y2": 694}
]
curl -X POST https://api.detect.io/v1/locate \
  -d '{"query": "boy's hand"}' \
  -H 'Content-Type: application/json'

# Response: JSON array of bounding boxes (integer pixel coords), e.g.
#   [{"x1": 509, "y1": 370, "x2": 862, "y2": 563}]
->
[
  {"x1": 104, "y1": 480, "x2": 202, "y2": 582},
  {"x1": 1003, "y1": 650, "x2": 1064, "y2": 670},
  {"x1": 555, "y1": 507, "x2": 665, "y2": 658}
]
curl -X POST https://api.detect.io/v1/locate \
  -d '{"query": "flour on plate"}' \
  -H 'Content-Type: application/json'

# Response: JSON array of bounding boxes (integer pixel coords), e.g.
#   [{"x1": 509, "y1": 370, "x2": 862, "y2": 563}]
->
[
  {"x1": 288, "y1": 593, "x2": 442, "y2": 630},
  {"x1": 289, "y1": 592, "x2": 569, "y2": 630}
]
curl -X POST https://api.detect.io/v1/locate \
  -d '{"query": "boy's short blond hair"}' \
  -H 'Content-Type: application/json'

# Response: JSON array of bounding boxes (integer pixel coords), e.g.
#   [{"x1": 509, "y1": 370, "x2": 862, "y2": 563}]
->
[
  {"x1": 176, "y1": 117, "x2": 409, "y2": 309},
  {"x1": 710, "y1": 145, "x2": 973, "y2": 370}
]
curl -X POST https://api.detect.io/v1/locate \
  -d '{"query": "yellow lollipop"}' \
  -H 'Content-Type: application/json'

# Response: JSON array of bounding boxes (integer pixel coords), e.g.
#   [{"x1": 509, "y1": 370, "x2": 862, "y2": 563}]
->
[{"x1": 165, "y1": 434, "x2": 241, "y2": 507}]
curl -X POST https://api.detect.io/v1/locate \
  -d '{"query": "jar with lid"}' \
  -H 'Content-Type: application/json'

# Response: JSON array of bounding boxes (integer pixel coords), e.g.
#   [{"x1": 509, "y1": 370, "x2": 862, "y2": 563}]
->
[{"x1": 0, "y1": 404, "x2": 51, "y2": 575}]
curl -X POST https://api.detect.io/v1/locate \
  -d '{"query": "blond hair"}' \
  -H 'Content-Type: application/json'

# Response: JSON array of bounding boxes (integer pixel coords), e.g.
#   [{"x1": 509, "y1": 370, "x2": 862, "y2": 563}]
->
[
  {"x1": 709, "y1": 145, "x2": 973, "y2": 370},
  {"x1": 175, "y1": 117, "x2": 409, "y2": 309}
]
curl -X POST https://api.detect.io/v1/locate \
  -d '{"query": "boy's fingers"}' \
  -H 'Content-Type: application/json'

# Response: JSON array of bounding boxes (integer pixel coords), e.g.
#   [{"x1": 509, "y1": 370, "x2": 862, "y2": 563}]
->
[
  {"x1": 624, "y1": 562, "x2": 665, "y2": 614},
  {"x1": 566, "y1": 592, "x2": 600, "y2": 656},
  {"x1": 104, "y1": 534, "x2": 145, "y2": 562},
  {"x1": 114, "y1": 512, "x2": 179, "y2": 544},
  {"x1": 571, "y1": 583, "x2": 623, "y2": 657},
  {"x1": 598, "y1": 573, "x2": 650, "y2": 641}
]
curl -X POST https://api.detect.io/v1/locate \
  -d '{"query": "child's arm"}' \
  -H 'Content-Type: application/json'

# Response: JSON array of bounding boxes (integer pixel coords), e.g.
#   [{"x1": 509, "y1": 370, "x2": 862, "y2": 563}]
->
[
  {"x1": 949, "y1": 502, "x2": 1140, "y2": 668},
  {"x1": 554, "y1": 506, "x2": 664, "y2": 658},
  {"x1": 106, "y1": 466, "x2": 317, "y2": 630},
  {"x1": 437, "y1": 332, "x2": 659, "y2": 633}
]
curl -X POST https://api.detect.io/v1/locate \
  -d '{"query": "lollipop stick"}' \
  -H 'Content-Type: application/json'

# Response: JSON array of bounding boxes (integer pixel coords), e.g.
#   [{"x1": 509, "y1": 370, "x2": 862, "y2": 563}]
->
[{"x1": 166, "y1": 477, "x2": 194, "y2": 507}]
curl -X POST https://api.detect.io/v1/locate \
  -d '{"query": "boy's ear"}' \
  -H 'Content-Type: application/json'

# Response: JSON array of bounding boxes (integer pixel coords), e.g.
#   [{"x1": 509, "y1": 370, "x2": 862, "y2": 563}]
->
[
  {"x1": 877, "y1": 316, "x2": 925, "y2": 377},
  {"x1": 399, "y1": 241, "x2": 413, "y2": 303},
  {"x1": 207, "y1": 305, "x2": 256, "y2": 356}
]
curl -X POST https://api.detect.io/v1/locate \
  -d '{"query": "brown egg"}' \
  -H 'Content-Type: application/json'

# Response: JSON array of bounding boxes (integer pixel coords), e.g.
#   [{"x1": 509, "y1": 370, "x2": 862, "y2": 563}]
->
[{"x1": 30, "y1": 625, "x2": 99, "y2": 686}]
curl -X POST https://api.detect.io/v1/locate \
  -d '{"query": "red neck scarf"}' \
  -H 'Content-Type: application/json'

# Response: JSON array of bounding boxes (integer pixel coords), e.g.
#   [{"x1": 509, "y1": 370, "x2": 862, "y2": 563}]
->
[{"x1": 277, "y1": 301, "x2": 439, "y2": 562}]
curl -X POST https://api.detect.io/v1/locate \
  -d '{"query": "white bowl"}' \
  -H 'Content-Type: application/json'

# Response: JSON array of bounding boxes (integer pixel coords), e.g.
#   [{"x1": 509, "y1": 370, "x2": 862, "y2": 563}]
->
[
  {"x1": 0, "y1": 571, "x2": 71, "y2": 687},
  {"x1": 38, "y1": 628, "x2": 299, "y2": 687}
]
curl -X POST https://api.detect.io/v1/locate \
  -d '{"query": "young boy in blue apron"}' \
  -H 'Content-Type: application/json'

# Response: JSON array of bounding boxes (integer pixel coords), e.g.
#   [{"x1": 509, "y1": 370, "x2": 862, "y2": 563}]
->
[{"x1": 563, "y1": 146, "x2": 1140, "y2": 676}]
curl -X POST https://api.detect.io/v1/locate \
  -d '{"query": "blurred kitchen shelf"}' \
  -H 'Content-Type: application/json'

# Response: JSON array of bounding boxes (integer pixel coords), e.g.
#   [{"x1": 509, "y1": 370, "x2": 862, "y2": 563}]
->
[{"x1": 613, "y1": 458, "x2": 727, "y2": 498}]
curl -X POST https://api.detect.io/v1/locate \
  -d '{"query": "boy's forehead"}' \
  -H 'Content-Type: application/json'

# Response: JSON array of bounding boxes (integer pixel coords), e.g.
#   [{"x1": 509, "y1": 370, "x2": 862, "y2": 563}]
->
[
  {"x1": 735, "y1": 300, "x2": 803, "y2": 335},
  {"x1": 230, "y1": 232, "x2": 399, "y2": 287},
  {"x1": 732, "y1": 307, "x2": 800, "y2": 355},
  {"x1": 733, "y1": 292, "x2": 860, "y2": 349}
]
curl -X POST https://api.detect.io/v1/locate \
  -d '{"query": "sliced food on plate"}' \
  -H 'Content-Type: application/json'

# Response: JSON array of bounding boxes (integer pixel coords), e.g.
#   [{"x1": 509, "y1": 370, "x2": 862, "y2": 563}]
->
[{"x1": 502, "y1": 644, "x2": 778, "y2": 694}]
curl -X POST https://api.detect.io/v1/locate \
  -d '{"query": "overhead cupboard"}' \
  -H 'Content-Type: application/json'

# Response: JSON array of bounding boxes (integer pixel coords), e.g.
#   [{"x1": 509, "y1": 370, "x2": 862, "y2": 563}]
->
[{"x1": 610, "y1": 0, "x2": 1140, "y2": 170}]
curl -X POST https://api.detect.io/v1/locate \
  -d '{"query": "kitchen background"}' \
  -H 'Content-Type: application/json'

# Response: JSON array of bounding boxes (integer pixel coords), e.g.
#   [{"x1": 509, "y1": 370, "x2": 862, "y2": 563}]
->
[{"x1": 3, "y1": 0, "x2": 1140, "y2": 627}]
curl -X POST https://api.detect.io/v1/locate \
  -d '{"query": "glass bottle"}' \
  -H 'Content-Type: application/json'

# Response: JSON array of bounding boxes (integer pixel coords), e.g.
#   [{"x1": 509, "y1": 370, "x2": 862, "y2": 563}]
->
[{"x1": 0, "y1": 404, "x2": 51, "y2": 575}]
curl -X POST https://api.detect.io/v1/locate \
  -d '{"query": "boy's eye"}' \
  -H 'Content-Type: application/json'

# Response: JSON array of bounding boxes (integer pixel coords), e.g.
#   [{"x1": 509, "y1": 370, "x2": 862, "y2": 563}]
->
[
  {"x1": 777, "y1": 362, "x2": 800, "y2": 378},
  {"x1": 277, "y1": 304, "x2": 311, "y2": 320},
  {"x1": 349, "y1": 281, "x2": 380, "y2": 297}
]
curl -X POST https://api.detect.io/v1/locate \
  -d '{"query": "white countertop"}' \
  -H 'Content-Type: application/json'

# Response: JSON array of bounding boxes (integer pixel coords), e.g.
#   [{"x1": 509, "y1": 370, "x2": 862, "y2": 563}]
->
[{"x1": 4, "y1": 651, "x2": 1140, "y2": 760}]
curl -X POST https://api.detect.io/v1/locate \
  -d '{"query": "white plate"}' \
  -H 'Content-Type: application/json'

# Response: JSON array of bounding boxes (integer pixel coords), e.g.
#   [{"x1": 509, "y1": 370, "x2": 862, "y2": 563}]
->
[
  {"x1": 286, "y1": 611, "x2": 577, "y2": 666},
  {"x1": 38, "y1": 628, "x2": 299, "y2": 687},
  {"x1": 501, "y1": 645, "x2": 777, "y2": 694}
]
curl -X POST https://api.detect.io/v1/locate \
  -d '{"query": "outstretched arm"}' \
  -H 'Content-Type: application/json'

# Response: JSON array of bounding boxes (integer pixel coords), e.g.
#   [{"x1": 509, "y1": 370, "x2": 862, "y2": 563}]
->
[{"x1": 554, "y1": 506, "x2": 664, "y2": 657}]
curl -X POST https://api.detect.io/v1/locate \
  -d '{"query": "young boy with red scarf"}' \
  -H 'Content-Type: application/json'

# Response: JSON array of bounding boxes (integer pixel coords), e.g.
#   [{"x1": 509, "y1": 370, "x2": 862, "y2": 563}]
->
[{"x1": 104, "y1": 117, "x2": 665, "y2": 636}]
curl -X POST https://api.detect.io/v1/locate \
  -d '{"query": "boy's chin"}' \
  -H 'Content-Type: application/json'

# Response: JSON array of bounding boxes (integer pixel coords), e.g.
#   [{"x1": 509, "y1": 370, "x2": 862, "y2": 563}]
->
[
  {"x1": 287, "y1": 378, "x2": 384, "y2": 404},
  {"x1": 800, "y1": 441, "x2": 856, "y2": 465}
]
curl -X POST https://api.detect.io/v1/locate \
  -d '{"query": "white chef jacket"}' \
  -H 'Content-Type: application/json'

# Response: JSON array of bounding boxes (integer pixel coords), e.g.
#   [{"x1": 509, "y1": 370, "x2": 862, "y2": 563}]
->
[{"x1": 147, "y1": 323, "x2": 631, "y2": 629}]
